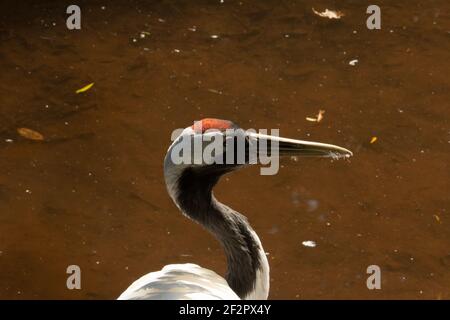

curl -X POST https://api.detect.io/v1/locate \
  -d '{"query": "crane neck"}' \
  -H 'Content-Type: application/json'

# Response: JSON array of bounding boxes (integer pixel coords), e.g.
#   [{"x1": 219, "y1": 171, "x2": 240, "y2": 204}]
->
[{"x1": 165, "y1": 165, "x2": 269, "y2": 299}]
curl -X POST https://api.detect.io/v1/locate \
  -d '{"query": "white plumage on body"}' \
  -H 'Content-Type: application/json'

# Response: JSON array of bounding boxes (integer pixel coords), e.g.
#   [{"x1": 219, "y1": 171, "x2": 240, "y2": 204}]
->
[{"x1": 118, "y1": 263, "x2": 239, "y2": 300}]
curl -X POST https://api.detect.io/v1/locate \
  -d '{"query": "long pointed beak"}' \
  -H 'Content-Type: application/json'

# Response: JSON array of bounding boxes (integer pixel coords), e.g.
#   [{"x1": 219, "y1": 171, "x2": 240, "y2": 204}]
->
[{"x1": 246, "y1": 132, "x2": 353, "y2": 159}]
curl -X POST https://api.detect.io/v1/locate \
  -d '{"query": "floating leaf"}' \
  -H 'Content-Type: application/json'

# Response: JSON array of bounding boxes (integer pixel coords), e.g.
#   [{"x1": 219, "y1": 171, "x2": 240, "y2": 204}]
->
[
  {"x1": 312, "y1": 8, "x2": 344, "y2": 19},
  {"x1": 76, "y1": 82, "x2": 94, "y2": 94},
  {"x1": 17, "y1": 128, "x2": 44, "y2": 141},
  {"x1": 306, "y1": 110, "x2": 325, "y2": 122},
  {"x1": 370, "y1": 136, "x2": 378, "y2": 144}
]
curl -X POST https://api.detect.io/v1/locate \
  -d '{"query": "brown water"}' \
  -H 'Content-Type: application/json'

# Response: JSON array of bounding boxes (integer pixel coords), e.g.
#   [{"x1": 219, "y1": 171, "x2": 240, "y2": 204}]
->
[{"x1": 0, "y1": 0, "x2": 449, "y2": 299}]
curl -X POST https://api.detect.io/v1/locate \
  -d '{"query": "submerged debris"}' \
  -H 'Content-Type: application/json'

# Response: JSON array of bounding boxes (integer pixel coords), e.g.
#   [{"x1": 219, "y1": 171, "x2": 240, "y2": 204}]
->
[
  {"x1": 312, "y1": 8, "x2": 344, "y2": 20},
  {"x1": 139, "y1": 31, "x2": 151, "y2": 38},
  {"x1": 207, "y1": 88, "x2": 223, "y2": 95},
  {"x1": 433, "y1": 214, "x2": 441, "y2": 224},
  {"x1": 17, "y1": 128, "x2": 44, "y2": 141}
]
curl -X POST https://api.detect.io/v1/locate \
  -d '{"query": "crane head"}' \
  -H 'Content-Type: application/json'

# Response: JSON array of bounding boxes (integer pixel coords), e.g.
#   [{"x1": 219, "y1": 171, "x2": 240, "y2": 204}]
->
[{"x1": 165, "y1": 118, "x2": 352, "y2": 172}]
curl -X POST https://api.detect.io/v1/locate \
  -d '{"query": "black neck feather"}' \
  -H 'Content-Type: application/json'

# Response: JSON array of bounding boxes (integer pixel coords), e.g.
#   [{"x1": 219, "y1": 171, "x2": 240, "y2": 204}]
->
[{"x1": 175, "y1": 166, "x2": 261, "y2": 299}]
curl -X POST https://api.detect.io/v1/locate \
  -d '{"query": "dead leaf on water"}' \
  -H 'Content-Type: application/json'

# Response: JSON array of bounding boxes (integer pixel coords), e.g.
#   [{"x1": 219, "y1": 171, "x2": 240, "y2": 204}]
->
[
  {"x1": 76, "y1": 82, "x2": 94, "y2": 94},
  {"x1": 317, "y1": 110, "x2": 325, "y2": 122},
  {"x1": 312, "y1": 8, "x2": 344, "y2": 19},
  {"x1": 17, "y1": 128, "x2": 44, "y2": 141},
  {"x1": 306, "y1": 110, "x2": 325, "y2": 123}
]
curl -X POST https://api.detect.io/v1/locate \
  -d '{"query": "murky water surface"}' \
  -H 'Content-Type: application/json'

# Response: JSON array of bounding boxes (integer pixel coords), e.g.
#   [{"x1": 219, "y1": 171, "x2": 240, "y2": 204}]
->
[{"x1": 0, "y1": 0, "x2": 449, "y2": 299}]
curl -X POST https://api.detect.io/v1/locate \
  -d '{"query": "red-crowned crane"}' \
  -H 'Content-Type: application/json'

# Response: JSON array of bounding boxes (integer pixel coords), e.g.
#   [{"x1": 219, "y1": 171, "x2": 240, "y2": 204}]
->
[{"x1": 118, "y1": 118, "x2": 352, "y2": 300}]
